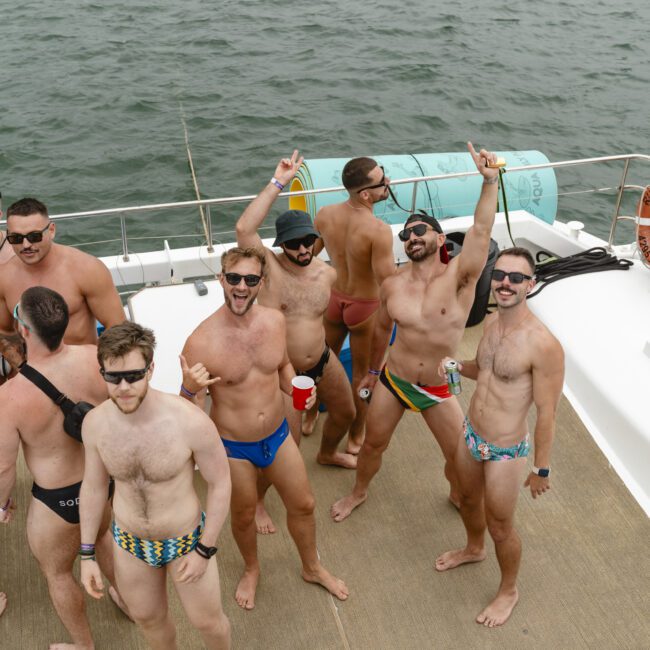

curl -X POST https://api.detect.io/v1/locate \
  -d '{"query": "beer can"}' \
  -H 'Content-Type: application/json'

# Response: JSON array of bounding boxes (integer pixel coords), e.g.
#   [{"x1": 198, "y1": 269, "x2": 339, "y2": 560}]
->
[
  {"x1": 444, "y1": 360, "x2": 462, "y2": 395},
  {"x1": 359, "y1": 388, "x2": 372, "y2": 402}
]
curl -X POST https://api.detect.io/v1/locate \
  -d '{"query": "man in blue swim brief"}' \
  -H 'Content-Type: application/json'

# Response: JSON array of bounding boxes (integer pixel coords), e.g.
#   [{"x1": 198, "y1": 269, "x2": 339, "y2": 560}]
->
[
  {"x1": 181, "y1": 246, "x2": 349, "y2": 611},
  {"x1": 435, "y1": 247, "x2": 565, "y2": 629}
]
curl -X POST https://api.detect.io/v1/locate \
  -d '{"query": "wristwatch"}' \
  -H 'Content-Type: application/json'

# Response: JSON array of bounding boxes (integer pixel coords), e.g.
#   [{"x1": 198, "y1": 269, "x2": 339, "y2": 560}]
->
[
  {"x1": 532, "y1": 466, "x2": 550, "y2": 478},
  {"x1": 195, "y1": 541, "x2": 218, "y2": 559}
]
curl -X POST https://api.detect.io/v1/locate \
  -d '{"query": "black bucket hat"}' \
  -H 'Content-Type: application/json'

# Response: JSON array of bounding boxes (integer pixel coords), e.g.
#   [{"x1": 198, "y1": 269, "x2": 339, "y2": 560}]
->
[{"x1": 273, "y1": 210, "x2": 320, "y2": 246}]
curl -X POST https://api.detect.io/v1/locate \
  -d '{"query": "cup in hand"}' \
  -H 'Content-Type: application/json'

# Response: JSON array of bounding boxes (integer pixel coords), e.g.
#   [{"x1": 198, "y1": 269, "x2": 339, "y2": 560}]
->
[{"x1": 291, "y1": 376, "x2": 315, "y2": 410}]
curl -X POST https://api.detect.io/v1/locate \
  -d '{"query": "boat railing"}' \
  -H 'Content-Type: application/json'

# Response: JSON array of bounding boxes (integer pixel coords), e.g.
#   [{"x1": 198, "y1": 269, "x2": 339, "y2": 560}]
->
[{"x1": 3, "y1": 153, "x2": 649, "y2": 261}]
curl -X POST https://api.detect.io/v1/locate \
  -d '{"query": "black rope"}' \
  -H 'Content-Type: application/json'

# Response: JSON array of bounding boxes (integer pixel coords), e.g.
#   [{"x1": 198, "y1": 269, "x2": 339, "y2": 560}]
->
[{"x1": 528, "y1": 247, "x2": 632, "y2": 298}]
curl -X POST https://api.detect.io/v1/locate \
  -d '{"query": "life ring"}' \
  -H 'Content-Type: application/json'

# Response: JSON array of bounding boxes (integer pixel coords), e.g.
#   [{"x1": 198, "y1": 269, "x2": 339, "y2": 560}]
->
[{"x1": 637, "y1": 186, "x2": 650, "y2": 268}]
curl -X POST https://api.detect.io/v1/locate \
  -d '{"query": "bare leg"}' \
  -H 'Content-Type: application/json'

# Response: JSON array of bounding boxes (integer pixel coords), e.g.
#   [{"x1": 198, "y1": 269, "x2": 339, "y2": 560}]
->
[
  {"x1": 476, "y1": 457, "x2": 527, "y2": 627},
  {"x1": 112, "y1": 545, "x2": 176, "y2": 649},
  {"x1": 26, "y1": 498, "x2": 94, "y2": 650},
  {"x1": 420, "y1": 397, "x2": 465, "y2": 507},
  {"x1": 323, "y1": 316, "x2": 347, "y2": 357},
  {"x1": 264, "y1": 436, "x2": 349, "y2": 600},
  {"x1": 346, "y1": 313, "x2": 377, "y2": 453},
  {"x1": 229, "y1": 459, "x2": 261, "y2": 609},
  {"x1": 435, "y1": 438, "x2": 487, "y2": 571},
  {"x1": 330, "y1": 382, "x2": 404, "y2": 522},
  {"x1": 170, "y1": 555, "x2": 231, "y2": 649},
  {"x1": 0, "y1": 592, "x2": 6, "y2": 617},
  {"x1": 315, "y1": 354, "x2": 357, "y2": 469}
]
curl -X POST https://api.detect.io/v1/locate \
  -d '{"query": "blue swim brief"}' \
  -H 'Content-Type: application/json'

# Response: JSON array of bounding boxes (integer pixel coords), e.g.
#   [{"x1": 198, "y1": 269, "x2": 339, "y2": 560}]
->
[
  {"x1": 222, "y1": 418, "x2": 289, "y2": 468},
  {"x1": 464, "y1": 417, "x2": 530, "y2": 461}
]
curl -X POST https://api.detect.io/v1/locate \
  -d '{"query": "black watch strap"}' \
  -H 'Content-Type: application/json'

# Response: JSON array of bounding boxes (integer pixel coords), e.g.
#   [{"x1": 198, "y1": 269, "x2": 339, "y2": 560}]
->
[{"x1": 195, "y1": 541, "x2": 218, "y2": 559}]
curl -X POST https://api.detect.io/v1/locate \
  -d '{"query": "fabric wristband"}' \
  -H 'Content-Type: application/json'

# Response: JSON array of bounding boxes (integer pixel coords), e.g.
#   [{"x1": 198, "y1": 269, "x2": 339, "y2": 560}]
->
[
  {"x1": 368, "y1": 369, "x2": 381, "y2": 376},
  {"x1": 270, "y1": 177, "x2": 285, "y2": 191},
  {"x1": 180, "y1": 384, "x2": 196, "y2": 398},
  {"x1": 0, "y1": 497, "x2": 11, "y2": 512}
]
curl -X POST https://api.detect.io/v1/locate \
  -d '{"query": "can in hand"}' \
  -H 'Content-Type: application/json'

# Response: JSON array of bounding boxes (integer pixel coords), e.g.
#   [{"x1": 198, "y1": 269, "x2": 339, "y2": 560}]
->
[
  {"x1": 444, "y1": 360, "x2": 462, "y2": 395},
  {"x1": 359, "y1": 388, "x2": 372, "y2": 402}
]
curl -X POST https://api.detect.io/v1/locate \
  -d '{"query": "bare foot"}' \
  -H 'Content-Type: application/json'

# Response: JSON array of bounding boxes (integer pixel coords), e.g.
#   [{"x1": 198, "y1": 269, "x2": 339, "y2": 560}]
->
[
  {"x1": 302, "y1": 410, "x2": 319, "y2": 436},
  {"x1": 317, "y1": 451, "x2": 358, "y2": 469},
  {"x1": 330, "y1": 492, "x2": 367, "y2": 522},
  {"x1": 302, "y1": 566, "x2": 349, "y2": 601},
  {"x1": 448, "y1": 493, "x2": 461, "y2": 510},
  {"x1": 345, "y1": 433, "x2": 364, "y2": 455},
  {"x1": 235, "y1": 568, "x2": 260, "y2": 610},
  {"x1": 0, "y1": 592, "x2": 6, "y2": 618},
  {"x1": 435, "y1": 547, "x2": 487, "y2": 572},
  {"x1": 255, "y1": 501, "x2": 277, "y2": 535},
  {"x1": 108, "y1": 585, "x2": 133, "y2": 621},
  {"x1": 476, "y1": 588, "x2": 519, "y2": 627}
]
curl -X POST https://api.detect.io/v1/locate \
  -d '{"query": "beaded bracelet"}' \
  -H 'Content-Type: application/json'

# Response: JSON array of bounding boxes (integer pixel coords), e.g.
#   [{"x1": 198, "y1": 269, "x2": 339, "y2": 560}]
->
[
  {"x1": 270, "y1": 177, "x2": 285, "y2": 191},
  {"x1": 180, "y1": 384, "x2": 197, "y2": 398}
]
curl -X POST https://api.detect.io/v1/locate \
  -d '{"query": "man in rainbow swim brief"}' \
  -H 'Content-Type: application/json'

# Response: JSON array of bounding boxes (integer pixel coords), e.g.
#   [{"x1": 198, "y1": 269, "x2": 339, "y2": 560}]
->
[
  {"x1": 435, "y1": 247, "x2": 564, "y2": 629},
  {"x1": 331, "y1": 142, "x2": 501, "y2": 523},
  {"x1": 79, "y1": 321, "x2": 232, "y2": 649}
]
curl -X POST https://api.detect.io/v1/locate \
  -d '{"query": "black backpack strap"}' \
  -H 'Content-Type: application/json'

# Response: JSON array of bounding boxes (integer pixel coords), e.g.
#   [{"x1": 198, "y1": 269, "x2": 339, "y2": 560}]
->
[{"x1": 19, "y1": 363, "x2": 76, "y2": 413}]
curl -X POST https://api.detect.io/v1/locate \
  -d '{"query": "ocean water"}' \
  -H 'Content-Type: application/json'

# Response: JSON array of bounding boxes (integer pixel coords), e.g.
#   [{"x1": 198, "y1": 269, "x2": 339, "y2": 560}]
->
[{"x1": 1, "y1": 0, "x2": 649, "y2": 255}]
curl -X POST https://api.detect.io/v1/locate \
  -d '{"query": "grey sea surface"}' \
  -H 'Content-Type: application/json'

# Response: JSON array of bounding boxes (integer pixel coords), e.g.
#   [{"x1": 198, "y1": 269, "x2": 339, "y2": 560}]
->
[{"x1": 1, "y1": 0, "x2": 649, "y2": 255}]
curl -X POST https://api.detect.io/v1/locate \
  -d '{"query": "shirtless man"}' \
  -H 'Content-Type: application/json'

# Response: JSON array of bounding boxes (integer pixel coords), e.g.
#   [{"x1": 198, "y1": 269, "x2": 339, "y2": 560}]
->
[
  {"x1": 80, "y1": 321, "x2": 231, "y2": 649},
  {"x1": 0, "y1": 286, "x2": 122, "y2": 650},
  {"x1": 0, "y1": 215, "x2": 20, "y2": 383},
  {"x1": 313, "y1": 157, "x2": 396, "y2": 451},
  {"x1": 0, "y1": 198, "x2": 125, "y2": 346},
  {"x1": 180, "y1": 246, "x2": 348, "y2": 610},
  {"x1": 331, "y1": 142, "x2": 500, "y2": 522},
  {"x1": 435, "y1": 247, "x2": 564, "y2": 628}
]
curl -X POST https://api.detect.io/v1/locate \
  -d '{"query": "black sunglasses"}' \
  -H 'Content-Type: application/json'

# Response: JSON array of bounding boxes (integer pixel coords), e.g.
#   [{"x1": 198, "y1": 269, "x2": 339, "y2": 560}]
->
[
  {"x1": 491, "y1": 269, "x2": 533, "y2": 284},
  {"x1": 224, "y1": 273, "x2": 262, "y2": 287},
  {"x1": 100, "y1": 366, "x2": 150, "y2": 385},
  {"x1": 356, "y1": 166, "x2": 387, "y2": 193},
  {"x1": 6, "y1": 223, "x2": 51, "y2": 245},
  {"x1": 398, "y1": 223, "x2": 433, "y2": 242},
  {"x1": 283, "y1": 234, "x2": 318, "y2": 250}
]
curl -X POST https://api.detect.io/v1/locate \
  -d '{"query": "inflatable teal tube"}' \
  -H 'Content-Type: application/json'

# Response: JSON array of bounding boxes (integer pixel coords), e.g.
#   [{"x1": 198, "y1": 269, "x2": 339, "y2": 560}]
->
[{"x1": 289, "y1": 151, "x2": 557, "y2": 224}]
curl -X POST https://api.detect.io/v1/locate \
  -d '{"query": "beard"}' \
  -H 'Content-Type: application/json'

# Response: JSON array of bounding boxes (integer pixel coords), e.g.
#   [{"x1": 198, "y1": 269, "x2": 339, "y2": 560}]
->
[
  {"x1": 224, "y1": 291, "x2": 256, "y2": 315},
  {"x1": 110, "y1": 389, "x2": 146, "y2": 414},
  {"x1": 406, "y1": 239, "x2": 436, "y2": 262},
  {"x1": 285, "y1": 250, "x2": 312, "y2": 267}
]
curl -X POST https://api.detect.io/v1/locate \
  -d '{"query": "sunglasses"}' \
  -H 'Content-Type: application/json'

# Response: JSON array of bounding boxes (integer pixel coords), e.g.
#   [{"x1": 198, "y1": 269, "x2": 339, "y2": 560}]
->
[
  {"x1": 6, "y1": 223, "x2": 51, "y2": 245},
  {"x1": 223, "y1": 273, "x2": 262, "y2": 287},
  {"x1": 13, "y1": 303, "x2": 30, "y2": 330},
  {"x1": 398, "y1": 223, "x2": 433, "y2": 242},
  {"x1": 100, "y1": 366, "x2": 150, "y2": 384},
  {"x1": 283, "y1": 234, "x2": 317, "y2": 250},
  {"x1": 491, "y1": 269, "x2": 533, "y2": 284},
  {"x1": 356, "y1": 166, "x2": 387, "y2": 193}
]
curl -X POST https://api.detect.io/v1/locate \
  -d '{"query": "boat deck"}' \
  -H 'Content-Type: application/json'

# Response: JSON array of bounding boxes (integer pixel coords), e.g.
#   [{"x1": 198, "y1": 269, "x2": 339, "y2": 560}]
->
[{"x1": 1, "y1": 324, "x2": 648, "y2": 649}]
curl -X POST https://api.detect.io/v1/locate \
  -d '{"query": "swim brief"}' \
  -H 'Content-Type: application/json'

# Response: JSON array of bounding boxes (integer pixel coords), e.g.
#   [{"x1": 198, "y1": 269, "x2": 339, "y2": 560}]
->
[
  {"x1": 326, "y1": 287, "x2": 380, "y2": 328},
  {"x1": 31, "y1": 479, "x2": 115, "y2": 525},
  {"x1": 380, "y1": 366, "x2": 453, "y2": 412},
  {"x1": 297, "y1": 345, "x2": 331, "y2": 384},
  {"x1": 464, "y1": 417, "x2": 530, "y2": 461},
  {"x1": 222, "y1": 418, "x2": 289, "y2": 468},
  {"x1": 112, "y1": 512, "x2": 205, "y2": 569}
]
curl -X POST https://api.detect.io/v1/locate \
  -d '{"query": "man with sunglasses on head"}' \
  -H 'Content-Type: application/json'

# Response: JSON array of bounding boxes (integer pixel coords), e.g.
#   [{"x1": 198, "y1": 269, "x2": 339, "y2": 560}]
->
[
  {"x1": 435, "y1": 247, "x2": 564, "y2": 628},
  {"x1": 313, "y1": 156, "x2": 397, "y2": 454},
  {"x1": 331, "y1": 142, "x2": 500, "y2": 523},
  {"x1": 79, "y1": 321, "x2": 232, "y2": 649},
  {"x1": 180, "y1": 246, "x2": 348, "y2": 611},
  {"x1": 0, "y1": 286, "x2": 127, "y2": 649},
  {"x1": 0, "y1": 198, "x2": 125, "y2": 352}
]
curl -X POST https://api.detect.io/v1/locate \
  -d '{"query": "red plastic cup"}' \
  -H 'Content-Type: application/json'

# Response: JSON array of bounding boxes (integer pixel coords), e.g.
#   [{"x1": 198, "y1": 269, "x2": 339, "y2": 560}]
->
[{"x1": 291, "y1": 376, "x2": 314, "y2": 410}]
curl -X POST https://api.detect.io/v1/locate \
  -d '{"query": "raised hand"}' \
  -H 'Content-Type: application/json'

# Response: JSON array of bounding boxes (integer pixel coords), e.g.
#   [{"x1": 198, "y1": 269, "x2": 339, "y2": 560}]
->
[
  {"x1": 272, "y1": 150, "x2": 304, "y2": 187},
  {"x1": 179, "y1": 354, "x2": 221, "y2": 395},
  {"x1": 467, "y1": 141, "x2": 500, "y2": 183}
]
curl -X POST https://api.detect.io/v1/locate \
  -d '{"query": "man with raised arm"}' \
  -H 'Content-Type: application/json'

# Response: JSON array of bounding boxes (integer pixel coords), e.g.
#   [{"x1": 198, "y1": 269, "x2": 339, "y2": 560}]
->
[
  {"x1": 0, "y1": 287, "x2": 123, "y2": 650},
  {"x1": 435, "y1": 247, "x2": 564, "y2": 628},
  {"x1": 0, "y1": 198, "x2": 125, "y2": 347},
  {"x1": 180, "y1": 247, "x2": 348, "y2": 610},
  {"x1": 331, "y1": 142, "x2": 500, "y2": 522},
  {"x1": 313, "y1": 157, "x2": 396, "y2": 452},
  {"x1": 80, "y1": 321, "x2": 231, "y2": 649}
]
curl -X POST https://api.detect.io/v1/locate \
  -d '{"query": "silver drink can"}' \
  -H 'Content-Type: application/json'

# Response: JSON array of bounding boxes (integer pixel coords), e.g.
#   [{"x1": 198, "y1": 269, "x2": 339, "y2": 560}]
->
[
  {"x1": 444, "y1": 360, "x2": 462, "y2": 395},
  {"x1": 359, "y1": 388, "x2": 372, "y2": 402}
]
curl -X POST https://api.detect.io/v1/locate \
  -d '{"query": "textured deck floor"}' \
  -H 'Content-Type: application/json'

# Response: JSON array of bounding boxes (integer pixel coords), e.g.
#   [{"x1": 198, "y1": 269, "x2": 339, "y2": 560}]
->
[{"x1": 1, "y1": 323, "x2": 649, "y2": 649}]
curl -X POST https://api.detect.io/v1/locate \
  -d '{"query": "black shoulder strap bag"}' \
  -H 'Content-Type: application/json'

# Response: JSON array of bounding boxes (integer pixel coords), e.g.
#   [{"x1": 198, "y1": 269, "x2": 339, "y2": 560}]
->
[{"x1": 19, "y1": 363, "x2": 94, "y2": 442}]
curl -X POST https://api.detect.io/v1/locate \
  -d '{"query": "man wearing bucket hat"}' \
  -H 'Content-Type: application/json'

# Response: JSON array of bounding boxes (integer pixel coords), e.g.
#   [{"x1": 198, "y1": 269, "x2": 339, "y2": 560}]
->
[
  {"x1": 331, "y1": 142, "x2": 501, "y2": 522},
  {"x1": 236, "y1": 151, "x2": 357, "y2": 533}
]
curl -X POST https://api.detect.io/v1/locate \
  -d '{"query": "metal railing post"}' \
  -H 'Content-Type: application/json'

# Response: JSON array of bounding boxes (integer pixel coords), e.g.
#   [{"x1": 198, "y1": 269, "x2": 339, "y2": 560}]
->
[
  {"x1": 607, "y1": 159, "x2": 630, "y2": 249},
  {"x1": 411, "y1": 181, "x2": 418, "y2": 212},
  {"x1": 205, "y1": 205, "x2": 214, "y2": 253},
  {"x1": 120, "y1": 213, "x2": 130, "y2": 262}
]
